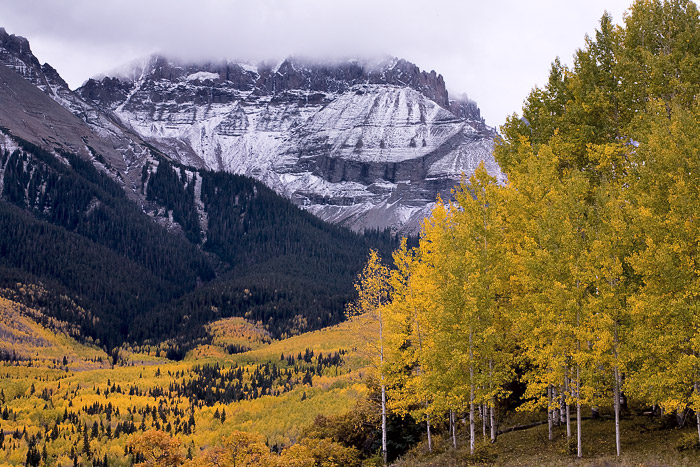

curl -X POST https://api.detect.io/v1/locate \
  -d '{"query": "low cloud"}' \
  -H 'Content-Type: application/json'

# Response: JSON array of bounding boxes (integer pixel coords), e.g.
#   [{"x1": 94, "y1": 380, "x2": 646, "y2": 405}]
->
[{"x1": 3, "y1": 0, "x2": 632, "y2": 126}]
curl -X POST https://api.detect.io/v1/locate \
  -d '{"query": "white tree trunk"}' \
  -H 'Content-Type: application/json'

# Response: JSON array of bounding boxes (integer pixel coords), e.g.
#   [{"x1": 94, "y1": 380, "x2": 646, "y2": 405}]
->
[
  {"x1": 575, "y1": 278, "x2": 583, "y2": 459},
  {"x1": 469, "y1": 330, "x2": 475, "y2": 455},
  {"x1": 613, "y1": 322, "x2": 622, "y2": 457},
  {"x1": 577, "y1": 368, "x2": 582, "y2": 458},
  {"x1": 450, "y1": 410, "x2": 457, "y2": 449},
  {"x1": 426, "y1": 414, "x2": 433, "y2": 453},
  {"x1": 379, "y1": 307, "x2": 387, "y2": 465},
  {"x1": 490, "y1": 398, "x2": 497, "y2": 443},
  {"x1": 548, "y1": 385, "x2": 553, "y2": 441},
  {"x1": 695, "y1": 381, "x2": 700, "y2": 450},
  {"x1": 565, "y1": 374, "x2": 571, "y2": 440},
  {"x1": 614, "y1": 366, "x2": 621, "y2": 456},
  {"x1": 560, "y1": 384, "x2": 566, "y2": 425},
  {"x1": 381, "y1": 383, "x2": 387, "y2": 465},
  {"x1": 470, "y1": 385, "x2": 475, "y2": 454},
  {"x1": 482, "y1": 404, "x2": 487, "y2": 438}
]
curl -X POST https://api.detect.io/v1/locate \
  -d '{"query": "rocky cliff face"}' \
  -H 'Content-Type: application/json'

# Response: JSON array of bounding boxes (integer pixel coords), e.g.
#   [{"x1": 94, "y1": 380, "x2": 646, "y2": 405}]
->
[
  {"x1": 0, "y1": 27, "x2": 68, "y2": 91},
  {"x1": 0, "y1": 26, "x2": 500, "y2": 234},
  {"x1": 0, "y1": 28, "x2": 168, "y2": 211},
  {"x1": 78, "y1": 55, "x2": 501, "y2": 233}
]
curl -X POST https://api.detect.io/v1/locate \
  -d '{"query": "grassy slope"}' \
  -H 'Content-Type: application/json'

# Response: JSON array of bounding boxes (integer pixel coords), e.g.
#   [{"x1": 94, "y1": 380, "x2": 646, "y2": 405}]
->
[
  {"x1": 394, "y1": 412, "x2": 700, "y2": 466},
  {"x1": 0, "y1": 307, "x2": 370, "y2": 465},
  {"x1": 187, "y1": 318, "x2": 370, "y2": 446}
]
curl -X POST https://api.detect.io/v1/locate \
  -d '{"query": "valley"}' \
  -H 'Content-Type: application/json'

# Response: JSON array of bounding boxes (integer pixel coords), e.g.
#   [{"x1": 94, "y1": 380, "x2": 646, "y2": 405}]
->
[
  {"x1": 4, "y1": 0, "x2": 700, "y2": 465},
  {"x1": 0, "y1": 297, "x2": 371, "y2": 465}
]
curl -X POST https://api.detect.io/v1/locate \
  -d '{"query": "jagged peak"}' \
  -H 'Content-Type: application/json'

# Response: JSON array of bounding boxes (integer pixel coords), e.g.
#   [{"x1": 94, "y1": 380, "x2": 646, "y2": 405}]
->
[
  {"x1": 96, "y1": 54, "x2": 439, "y2": 83},
  {"x1": 0, "y1": 26, "x2": 73, "y2": 95},
  {"x1": 0, "y1": 27, "x2": 41, "y2": 74},
  {"x1": 0, "y1": 27, "x2": 33, "y2": 57},
  {"x1": 82, "y1": 52, "x2": 485, "y2": 122}
]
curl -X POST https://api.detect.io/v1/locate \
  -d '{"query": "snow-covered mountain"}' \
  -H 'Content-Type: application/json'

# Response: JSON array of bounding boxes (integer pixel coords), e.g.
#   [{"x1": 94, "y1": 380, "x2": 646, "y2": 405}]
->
[
  {"x1": 78, "y1": 55, "x2": 502, "y2": 233},
  {"x1": 0, "y1": 28, "x2": 159, "y2": 203},
  {"x1": 0, "y1": 25, "x2": 501, "y2": 234}
]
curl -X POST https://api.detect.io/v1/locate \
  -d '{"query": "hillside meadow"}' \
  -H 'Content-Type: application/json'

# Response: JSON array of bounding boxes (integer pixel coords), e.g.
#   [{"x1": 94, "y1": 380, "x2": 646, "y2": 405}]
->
[{"x1": 0, "y1": 296, "x2": 372, "y2": 466}]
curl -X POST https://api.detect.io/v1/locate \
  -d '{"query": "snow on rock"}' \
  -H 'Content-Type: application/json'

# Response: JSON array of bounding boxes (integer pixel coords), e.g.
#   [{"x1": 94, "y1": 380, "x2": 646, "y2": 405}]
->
[
  {"x1": 185, "y1": 71, "x2": 220, "y2": 82},
  {"x1": 76, "y1": 55, "x2": 502, "y2": 234}
]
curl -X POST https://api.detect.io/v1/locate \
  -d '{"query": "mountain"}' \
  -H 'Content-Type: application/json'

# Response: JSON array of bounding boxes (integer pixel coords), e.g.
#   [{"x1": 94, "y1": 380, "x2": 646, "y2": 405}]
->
[
  {"x1": 0, "y1": 27, "x2": 400, "y2": 355},
  {"x1": 78, "y1": 55, "x2": 503, "y2": 233},
  {"x1": 0, "y1": 27, "x2": 169, "y2": 214},
  {"x1": 0, "y1": 26, "x2": 502, "y2": 235}
]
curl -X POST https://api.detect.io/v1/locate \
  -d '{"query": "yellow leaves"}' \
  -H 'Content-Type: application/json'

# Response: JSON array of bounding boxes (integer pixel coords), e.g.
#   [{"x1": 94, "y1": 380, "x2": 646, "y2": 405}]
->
[
  {"x1": 348, "y1": 249, "x2": 390, "y2": 322},
  {"x1": 188, "y1": 431, "x2": 276, "y2": 467},
  {"x1": 206, "y1": 317, "x2": 272, "y2": 353},
  {"x1": 223, "y1": 431, "x2": 272, "y2": 466},
  {"x1": 278, "y1": 438, "x2": 360, "y2": 467},
  {"x1": 380, "y1": 162, "x2": 518, "y2": 419},
  {"x1": 129, "y1": 430, "x2": 184, "y2": 467}
]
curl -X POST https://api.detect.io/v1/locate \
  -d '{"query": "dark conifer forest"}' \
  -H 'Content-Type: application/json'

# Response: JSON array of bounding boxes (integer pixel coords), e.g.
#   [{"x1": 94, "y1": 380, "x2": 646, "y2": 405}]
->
[{"x1": 0, "y1": 135, "x2": 401, "y2": 354}]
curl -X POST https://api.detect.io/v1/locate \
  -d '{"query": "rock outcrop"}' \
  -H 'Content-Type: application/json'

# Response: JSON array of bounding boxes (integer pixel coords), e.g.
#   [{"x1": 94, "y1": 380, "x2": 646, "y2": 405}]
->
[{"x1": 79, "y1": 55, "x2": 502, "y2": 233}]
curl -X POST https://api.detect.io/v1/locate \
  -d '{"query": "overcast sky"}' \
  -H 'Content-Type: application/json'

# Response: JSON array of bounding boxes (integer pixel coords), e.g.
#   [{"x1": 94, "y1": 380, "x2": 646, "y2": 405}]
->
[{"x1": 1, "y1": 0, "x2": 633, "y2": 127}]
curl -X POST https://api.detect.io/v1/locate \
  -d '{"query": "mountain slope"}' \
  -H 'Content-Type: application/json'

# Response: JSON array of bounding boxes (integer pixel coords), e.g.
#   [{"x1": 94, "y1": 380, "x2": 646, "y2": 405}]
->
[
  {"x1": 79, "y1": 55, "x2": 503, "y2": 233},
  {"x1": 0, "y1": 120, "x2": 393, "y2": 353},
  {"x1": 0, "y1": 29, "x2": 401, "y2": 354}
]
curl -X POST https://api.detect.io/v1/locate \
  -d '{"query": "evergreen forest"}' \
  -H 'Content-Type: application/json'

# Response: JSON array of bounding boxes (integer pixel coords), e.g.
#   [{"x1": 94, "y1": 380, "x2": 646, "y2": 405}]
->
[{"x1": 0, "y1": 133, "x2": 401, "y2": 354}]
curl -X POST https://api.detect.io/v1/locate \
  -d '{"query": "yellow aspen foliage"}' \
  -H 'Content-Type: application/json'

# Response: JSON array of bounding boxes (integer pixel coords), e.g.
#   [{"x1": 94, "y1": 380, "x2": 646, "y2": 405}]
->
[
  {"x1": 625, "y1": 102, "x2": 700, "y2": 437},
  {"x1": 191, "y1": 431, "x2": 272, "y2": 467},
  {"x1": 129, "y1": 430, "x2": 184, "y2": 467},
  {"x1": 383, "y1": 162, "x2": 516, "y2": 453},
  {"x1": 277, "y1": 438, "x2": 361, "y2": 467},
  {"x1": 346, "y1": 249, "x2": 391, "y2": 463}
]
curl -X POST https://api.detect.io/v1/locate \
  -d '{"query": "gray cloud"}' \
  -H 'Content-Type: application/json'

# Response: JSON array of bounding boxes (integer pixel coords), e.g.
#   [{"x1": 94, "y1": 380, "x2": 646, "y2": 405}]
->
[{"x1": 1, "y1": 0, "x2": 632, "y2": 126}]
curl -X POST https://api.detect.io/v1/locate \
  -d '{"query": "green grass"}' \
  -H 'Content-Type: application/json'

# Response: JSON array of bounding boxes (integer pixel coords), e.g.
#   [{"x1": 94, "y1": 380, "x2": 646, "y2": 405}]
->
[{"x1": 394, "y1": 413, "x2": 700, "y2": 466}]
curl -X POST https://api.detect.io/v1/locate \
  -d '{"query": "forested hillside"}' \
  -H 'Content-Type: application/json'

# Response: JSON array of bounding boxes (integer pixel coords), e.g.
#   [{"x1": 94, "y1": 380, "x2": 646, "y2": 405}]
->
[
  {"x1": 130, "y1": 159, "x2": 404, "y2": 356},
  {"x1": 0, "y1": 131, "x2": 400, "y2": 354},
  {"x1": 0, "y1": 300, "x2": 375, "y2": 467}
]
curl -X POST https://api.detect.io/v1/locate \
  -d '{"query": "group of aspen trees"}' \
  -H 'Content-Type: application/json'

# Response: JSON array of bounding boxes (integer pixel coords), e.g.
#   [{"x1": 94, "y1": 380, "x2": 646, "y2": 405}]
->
[{"x1": 351, "y1": 0, "x2": 700, "y2": 461}]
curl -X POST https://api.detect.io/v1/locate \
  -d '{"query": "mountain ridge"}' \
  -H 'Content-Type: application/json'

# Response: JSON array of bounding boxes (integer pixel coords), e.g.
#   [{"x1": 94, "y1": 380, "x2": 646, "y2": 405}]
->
[
  {"x1": 0, "y1": 25, "x2": 502, "y2": 234},
  {"x1": 82, "y1": 54, "x2": 482, "y2": 120},
  {"x1": 76, "y1": 52, "x2": 502, "y2": 233},
  {"x1": 0, "y1": 27, "x2": 405, "y2": 355}
]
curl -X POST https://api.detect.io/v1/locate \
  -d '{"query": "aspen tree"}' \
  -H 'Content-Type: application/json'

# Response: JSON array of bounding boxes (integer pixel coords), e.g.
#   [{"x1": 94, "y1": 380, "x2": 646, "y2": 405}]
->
[
  {"x1": 504, "y1": 143, "x2": 593, "y2": 457},
  {"x1": 409, "y1": 164, "x2": 514, "y2": 454},
  {"x1": 583, "y1": 143, "x2": 634, "y2": 457},
  {"x1": 384, "y1": 239, "x2": 435, "y2": 453},
  {"x1": 411, "y1": 198, "x2": 469, "y2": 448},
  {"x1": 450, "y1": 164, "x2": 515, "y2": 446},
  {"x1": 625, "y1": 102, "x2": 700, "y2": 444},
  {"x1": 492, "y1": 0, "x2": 700, "y2": 457},
  {"x1": 347, "y1": 250, "x2": 391, "y2": 464}
]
